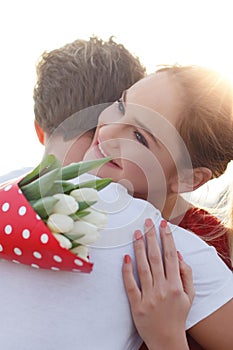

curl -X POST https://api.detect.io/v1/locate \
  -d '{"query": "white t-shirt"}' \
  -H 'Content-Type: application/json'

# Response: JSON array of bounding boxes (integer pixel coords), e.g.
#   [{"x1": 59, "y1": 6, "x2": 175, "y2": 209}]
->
[
  {"x1": 0, "y1": 167, "x2": 33, "y2": 184},
  {"x1": 0, "y1": 177, "x2": 232, "y2": 350}
]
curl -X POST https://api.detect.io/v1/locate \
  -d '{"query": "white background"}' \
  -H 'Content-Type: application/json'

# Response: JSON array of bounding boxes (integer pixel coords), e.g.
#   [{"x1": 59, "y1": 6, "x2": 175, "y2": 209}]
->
[{"x1": 1, "y1": 0, "x2": 233, "y2": 176}]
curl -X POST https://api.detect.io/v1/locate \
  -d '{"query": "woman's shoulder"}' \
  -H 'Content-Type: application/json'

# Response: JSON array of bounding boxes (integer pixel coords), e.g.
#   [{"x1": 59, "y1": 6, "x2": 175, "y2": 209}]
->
[
  {"x1": 177, "y1": 207, "x2": 232, "y2": 270},
  {"x1": 180, "y1": 207, "x2": 226, "y2": 231}
]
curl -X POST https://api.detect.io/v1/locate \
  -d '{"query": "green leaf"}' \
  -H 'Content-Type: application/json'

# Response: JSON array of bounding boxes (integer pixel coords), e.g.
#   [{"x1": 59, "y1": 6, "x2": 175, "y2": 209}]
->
[
  {"x1": 76, "y1": 201, "x2": 97, "y2": 211},
  {"x1": 31, "y1": 196, "x2": 59, "y2": 219},
  {"x1": 19, "y1": 154, "x2": 61, "y2": 187},
  {"x1": 70, "y1": 210, "x2": 91, "y2": 220},
  {"x1": 59, "y1": 178, "x2": 112, "y2": 195},
  {"x1": 70, "y1": 241, "x2": 83, "y2": 249},
  {"x1": 78, "y1": 178, "x2": 112, "y2": 191},
  {"x1": 61, "y1": 157, "x2": 112, "y2": 180},
  {"x1": 45, "y1": 180, "x2": 76, "y2": 196},
  {"x1": 20, "y1": 168, "x2": 61, "y2": 201}
]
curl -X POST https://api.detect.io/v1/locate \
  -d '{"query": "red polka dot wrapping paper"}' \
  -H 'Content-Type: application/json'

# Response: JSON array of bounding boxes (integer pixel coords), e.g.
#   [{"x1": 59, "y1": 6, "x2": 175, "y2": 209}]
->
[{"x1": 0, "y1": 181, "x2": 93, "y2": 273}]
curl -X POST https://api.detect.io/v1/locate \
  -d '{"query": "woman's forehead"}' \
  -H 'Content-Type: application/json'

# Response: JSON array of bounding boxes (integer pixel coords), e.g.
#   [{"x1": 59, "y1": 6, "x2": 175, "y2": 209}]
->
[{"x1": 126, "y1": 72, "x2": 183, "y2": 127}]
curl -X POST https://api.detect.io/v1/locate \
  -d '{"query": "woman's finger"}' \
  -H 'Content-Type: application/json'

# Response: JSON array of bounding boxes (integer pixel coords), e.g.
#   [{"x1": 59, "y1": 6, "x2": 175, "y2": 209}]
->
[
  {"x1": 144, "y1": 218, "x2": 165, "y2": 283},
  {"x1": 178, "y1": 252, "x2": 195, "y2": 303},
  {"x1": 160, "y1": 220, "x2": 182, "y2": 287},
  {"x1": 122, "y1": 254, "x2": 141, "y2": 307},
  {"x1": 133, "y1": 229, "x2": 153, "y2": 291}
]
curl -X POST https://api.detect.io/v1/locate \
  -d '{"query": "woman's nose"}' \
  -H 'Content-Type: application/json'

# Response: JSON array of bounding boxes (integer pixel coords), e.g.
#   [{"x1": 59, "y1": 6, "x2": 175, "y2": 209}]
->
[
  {"x1": 98, "y1": 103, "x2": 122, "y2": 126},
  {"x1": 98, "y1": 123, "x2": 122, "y2": 145}
]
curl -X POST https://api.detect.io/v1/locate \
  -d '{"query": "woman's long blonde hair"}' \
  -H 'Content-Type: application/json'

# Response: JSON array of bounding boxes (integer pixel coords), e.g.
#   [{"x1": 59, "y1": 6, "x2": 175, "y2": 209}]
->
[{"x1": 157, "y1": 65, "x2": 233, "y2": 265}]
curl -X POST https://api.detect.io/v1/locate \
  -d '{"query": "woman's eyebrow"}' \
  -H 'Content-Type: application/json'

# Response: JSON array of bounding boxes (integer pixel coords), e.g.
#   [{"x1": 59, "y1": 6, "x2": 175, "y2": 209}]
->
[{"x1": 122, "y1": 90, "x2": 127, "y2": 103}]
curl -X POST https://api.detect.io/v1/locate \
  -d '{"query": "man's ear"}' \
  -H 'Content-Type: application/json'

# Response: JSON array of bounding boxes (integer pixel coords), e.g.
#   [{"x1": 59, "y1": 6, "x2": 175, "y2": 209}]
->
[
  {"x1": 171, "y1": 167, "x2": 212, "y2": 193},
  {"x1": 34, "y1": 120, "x2": 45, "y2": 145}
]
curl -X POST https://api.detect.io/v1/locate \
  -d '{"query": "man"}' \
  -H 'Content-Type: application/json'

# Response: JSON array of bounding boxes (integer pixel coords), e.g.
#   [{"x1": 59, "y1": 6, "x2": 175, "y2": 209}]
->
[
  {"x1": 1, "y1": 35, "x2": 145, "y2": 181},
  {"x1": 0, "y1": 35, "x2": 148, "y2": 349}
]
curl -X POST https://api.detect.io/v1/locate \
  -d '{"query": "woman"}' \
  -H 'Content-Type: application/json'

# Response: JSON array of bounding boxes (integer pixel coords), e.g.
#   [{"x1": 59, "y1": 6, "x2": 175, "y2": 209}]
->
[
  {"x1": 84, "y1": 65, "x2": 233, "y2": 349},
  {"x1": 85, "y1": 65, "x2": 233, "y2": 268}
]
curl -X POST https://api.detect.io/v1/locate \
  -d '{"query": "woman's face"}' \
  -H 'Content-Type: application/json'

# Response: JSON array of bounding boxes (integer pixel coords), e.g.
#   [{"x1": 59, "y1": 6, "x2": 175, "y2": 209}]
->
[{"x1": 85, "y1": 72, "x2": 189, "y2": 205}]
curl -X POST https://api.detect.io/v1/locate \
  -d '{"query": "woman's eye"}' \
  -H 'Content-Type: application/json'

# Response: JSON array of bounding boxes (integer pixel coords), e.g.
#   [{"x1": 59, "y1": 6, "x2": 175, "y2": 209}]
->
[
  {"x1": 117, "y1": 99, "x2": 125, "y2": 114},
  {"x1": 134, "y1": 131, "x2": 148, "y2": 147}
]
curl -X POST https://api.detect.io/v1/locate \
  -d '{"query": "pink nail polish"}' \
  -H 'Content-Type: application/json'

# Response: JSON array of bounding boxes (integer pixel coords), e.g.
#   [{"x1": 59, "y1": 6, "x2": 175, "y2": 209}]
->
[
  {"x1": 124, "y1": 254, "x2": 131, "y2": 263},
  {"x1": 135, "y1": 230, "x2": 142, "y2": 240},
  {"x1": 145, "y1": 218, "x2": 153, "y2": 227},
  {"x1": 160, "y1": 220, "x2": 167, "y2": 228}
]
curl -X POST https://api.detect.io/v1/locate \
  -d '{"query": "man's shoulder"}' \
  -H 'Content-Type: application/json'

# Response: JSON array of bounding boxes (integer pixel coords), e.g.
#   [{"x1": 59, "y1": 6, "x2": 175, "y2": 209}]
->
[{"x1": 0, "y1": 167, "x2": 33, "y2": 184}]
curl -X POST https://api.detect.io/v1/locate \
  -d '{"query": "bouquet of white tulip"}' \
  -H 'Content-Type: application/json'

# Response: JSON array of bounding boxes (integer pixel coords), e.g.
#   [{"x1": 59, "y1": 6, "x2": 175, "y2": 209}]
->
[{"x1": 0, "y1": 155, "x2": 111, "y2": 272}]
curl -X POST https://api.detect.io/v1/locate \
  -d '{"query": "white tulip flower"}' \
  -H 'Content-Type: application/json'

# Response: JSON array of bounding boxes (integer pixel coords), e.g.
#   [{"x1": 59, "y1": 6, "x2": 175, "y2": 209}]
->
[
  {"x1": 53, "y1": 233, "x2": 72, "y2": 249},
  {"x1": 67, "y1": 220, "x2": 100, "y2": 244},
  {"x1": 47, "y1": 213, "x2": 74, "y2": 233},
  {"x1": 53, "y1": 193, "x2": 79, "y2": 215},
  {"x1": 70, "y1": 188, "x2": 99, "y2": 203},
  {"x1": 82, "y1": 208, "x2": 107, "y2": 228},
  {"x1": 70, "y1": 245, "x2": 89, "y2": 261}
]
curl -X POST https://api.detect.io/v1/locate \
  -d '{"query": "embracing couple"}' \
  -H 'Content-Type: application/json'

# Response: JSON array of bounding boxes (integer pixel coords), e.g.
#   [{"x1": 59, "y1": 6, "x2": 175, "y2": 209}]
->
[{"x1": 0, "y1": 36, "x2": 233, "y2": 350}]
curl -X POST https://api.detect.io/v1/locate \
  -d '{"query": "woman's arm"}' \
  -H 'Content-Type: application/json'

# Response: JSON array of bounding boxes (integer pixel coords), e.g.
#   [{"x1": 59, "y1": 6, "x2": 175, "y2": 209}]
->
[
  {"x1": 188, "y1": 298, "x2": 233, "y2": 350},
  {"x1": 122, "y1": 219, "x2": 194, "y2": 350}
]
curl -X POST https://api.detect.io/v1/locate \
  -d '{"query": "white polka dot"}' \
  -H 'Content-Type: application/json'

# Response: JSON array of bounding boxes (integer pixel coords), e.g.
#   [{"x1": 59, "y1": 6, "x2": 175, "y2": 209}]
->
[
  {"x1": 51, "y1": 267, "x2": 60, "y2": 271},
  {"x1": 0, "y1": 244, "x2": 3, "y2": 252},
  {"x1": 12, "y1": 260, "x2": 20, "y2": 264},
  {"x1": 22, "y1": 229, "x2": 30, "y2": 239},
  {"x1": 18, "y1": 189, "x2": 22, "y2": 194},
  {"x1": 31, "y1": 264, "x2": 39, "y2": 269},
  {"x1": 53, "y1": 255, "x2": 62, "y2": 263},
  {"x1": 36, "y1": 214, "x2": 41, "y2": 220},
  {"x1": 40, "y1": 233, "x2": 49, "y2": 244},
  {"x1": 4, "y1": 184, "x2": 12, "y2": 191},
  {"x1": 74, "y1": 259, "x2": 84, "y2": 266},
  {"x1": 33, "y1": 251, "x2": 42, "y2": 259},
  {"x1": 18, "y1": 206, "x2": 27, "y2": 216},
  {"x1": 4, "y1": 225, "x2": 12, "y2": 235},
  {"x1": 2, "y1": 202, "x2": 10, "y2": 212},
  {"x1": 14, "y1": 247, "x2": 22, "y2": 256}
]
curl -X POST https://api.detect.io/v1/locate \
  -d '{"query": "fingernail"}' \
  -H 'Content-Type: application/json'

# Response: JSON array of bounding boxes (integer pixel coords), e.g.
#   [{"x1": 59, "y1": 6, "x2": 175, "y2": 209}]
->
[
  {"x1": 160, "y1": 220, "x2": 171, "y2": 234},
  {"x1": 145, "y1": 218, "x2": 153, "y2": 227},
  {"x1": 124, "y1": 254, "x2": 131, "y2": 264},
  {"x1": 177, "y1": 251, "x2": 183, "y2": 261},
  {"x1": 134, "y1": 230, "x2": 143, "y2": 240},
  {"x1": 160, "y1": 220, "x2": 167, "y2": 228}
]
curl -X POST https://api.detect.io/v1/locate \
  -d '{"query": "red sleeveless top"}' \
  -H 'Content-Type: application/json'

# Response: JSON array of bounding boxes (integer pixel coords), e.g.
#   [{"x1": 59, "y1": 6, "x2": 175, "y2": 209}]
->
[{"x1": 171, "y1": 207, "x2": 232, "y2": 270}]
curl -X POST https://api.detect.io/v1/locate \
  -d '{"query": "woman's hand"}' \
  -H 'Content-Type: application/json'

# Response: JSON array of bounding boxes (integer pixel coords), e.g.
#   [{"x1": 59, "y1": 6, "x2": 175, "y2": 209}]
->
[{"x1": 122, "y1": 219, "x2": 194, "y2": 350}]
